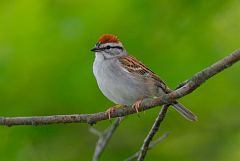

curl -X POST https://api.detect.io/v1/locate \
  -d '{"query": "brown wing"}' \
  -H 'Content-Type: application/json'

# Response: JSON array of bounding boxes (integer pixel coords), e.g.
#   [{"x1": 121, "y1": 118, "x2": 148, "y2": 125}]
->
[{"x1": 118, "y1": 55, "x2": 167, "y2": 91}]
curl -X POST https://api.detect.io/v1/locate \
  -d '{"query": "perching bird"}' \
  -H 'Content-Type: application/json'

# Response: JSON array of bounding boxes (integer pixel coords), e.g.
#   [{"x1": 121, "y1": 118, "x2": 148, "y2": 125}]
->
[{"x1": 91, "y1": 34, "x2": 197, "y2": 121}]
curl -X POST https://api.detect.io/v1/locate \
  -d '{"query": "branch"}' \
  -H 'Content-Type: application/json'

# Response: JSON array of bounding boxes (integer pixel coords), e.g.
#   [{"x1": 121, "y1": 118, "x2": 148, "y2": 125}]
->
[
  {"x1": 124, "y1": 132, "x2": 169, "y2": 161},
  {"x1": 137, "y1": 105, "x2": 169, "y2": 161},
  {"x1": 0, "y1": 50, "x2": 240, "y2": 126},
  {"x1": 92, "y1": 117, "x2": 123, "y2": 161}
]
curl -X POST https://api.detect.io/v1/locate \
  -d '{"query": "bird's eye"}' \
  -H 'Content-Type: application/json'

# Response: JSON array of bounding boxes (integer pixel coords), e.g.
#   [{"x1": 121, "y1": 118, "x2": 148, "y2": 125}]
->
[{"x1": 106, "y1": 45, "x2": 111, "y2": 49}]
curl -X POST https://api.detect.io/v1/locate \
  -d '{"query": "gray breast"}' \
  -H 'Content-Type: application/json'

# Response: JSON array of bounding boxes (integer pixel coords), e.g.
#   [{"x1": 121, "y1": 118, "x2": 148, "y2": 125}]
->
[{"x1": 93, "y1": 54, "x2": 160, "y2": 105}]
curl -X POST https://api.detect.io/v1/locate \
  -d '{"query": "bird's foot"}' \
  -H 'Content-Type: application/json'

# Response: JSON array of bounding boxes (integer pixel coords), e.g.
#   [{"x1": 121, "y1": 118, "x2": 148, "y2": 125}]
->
[
  {"x1": 106, "y1": 104, "x2": 123, "y2": 119},
  {"x1": 132, "y1": 98, "x2": 144, "y2": 113}
]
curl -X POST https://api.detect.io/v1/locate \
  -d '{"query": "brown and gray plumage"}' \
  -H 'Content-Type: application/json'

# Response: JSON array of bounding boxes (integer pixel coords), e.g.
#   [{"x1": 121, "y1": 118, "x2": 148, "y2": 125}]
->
[{"x1": 91, "y1": 34, "x2": 197, "y2": 121}]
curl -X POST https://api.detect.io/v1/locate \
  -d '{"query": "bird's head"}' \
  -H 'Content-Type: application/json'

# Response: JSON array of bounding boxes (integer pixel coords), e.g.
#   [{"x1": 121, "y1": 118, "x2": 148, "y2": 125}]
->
[{"x1": 91, "y1": 34, "x2": 127, "y2": 58}]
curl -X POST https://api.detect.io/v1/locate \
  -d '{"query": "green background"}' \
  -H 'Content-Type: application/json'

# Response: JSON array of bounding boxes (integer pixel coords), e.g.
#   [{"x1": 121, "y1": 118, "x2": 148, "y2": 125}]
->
[{"x1": 0, "y1": 0, "x2": 240, "y2": 161}]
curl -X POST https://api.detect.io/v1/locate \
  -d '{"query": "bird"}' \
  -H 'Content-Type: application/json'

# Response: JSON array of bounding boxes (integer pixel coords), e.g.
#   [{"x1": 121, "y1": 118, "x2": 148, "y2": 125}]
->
[{"x1": 91, "y1": 34, "x2": 197, "y2": 121}]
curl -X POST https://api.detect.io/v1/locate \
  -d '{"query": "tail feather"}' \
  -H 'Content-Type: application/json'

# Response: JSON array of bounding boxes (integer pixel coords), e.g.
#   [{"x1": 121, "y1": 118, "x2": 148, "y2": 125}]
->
[{"x1": 172, "y1": 102, "x2": 197, "y2": 121}]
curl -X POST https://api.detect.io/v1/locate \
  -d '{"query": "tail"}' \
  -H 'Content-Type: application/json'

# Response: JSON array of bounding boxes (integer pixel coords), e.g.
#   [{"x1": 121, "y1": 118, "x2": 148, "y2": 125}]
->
[{"x1": 172, "y1": 102, "x2": 198, "y2": 121}]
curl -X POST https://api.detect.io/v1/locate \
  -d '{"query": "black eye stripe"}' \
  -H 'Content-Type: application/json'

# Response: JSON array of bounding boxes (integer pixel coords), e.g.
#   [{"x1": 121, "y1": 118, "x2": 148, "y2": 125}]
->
[
  {"x1": 99, "y1": 46, "x2": 123, "y2": 50},
  {"x1": 109, "y1": 46, "x2": 123, "y2": 50}
]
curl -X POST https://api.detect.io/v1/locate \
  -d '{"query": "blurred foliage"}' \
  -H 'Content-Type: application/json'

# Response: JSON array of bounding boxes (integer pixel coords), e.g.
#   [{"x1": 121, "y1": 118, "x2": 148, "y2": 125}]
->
[{"x1": 0, "y1": 0, "x2": 240, "y2": 161}]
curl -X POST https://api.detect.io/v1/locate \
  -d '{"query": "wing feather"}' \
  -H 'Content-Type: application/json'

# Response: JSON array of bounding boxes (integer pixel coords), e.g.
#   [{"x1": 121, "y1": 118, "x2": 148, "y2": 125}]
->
[{"x1": 118, "y1": 55, "x2": 167, "y2": 91}]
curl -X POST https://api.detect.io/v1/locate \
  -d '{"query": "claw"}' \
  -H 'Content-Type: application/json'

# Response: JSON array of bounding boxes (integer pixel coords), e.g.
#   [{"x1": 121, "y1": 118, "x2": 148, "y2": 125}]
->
[
  {"x1": 106, "y1": 107, "x2": 115, "y2": 119},
  {"x1": 105, "y1": 104, "x2": 123, "y2": 119},
  {"x1": 132, "y1": 98, "x2": 144, "y2": 113}
]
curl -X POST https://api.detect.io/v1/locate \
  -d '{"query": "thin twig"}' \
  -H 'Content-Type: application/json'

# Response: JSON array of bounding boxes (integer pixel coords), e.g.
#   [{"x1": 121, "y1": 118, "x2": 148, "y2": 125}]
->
[
  {"x1": 137, "y1": 105, "x2": 170, "y2": 161},
  {"x1": 0, "y1": 49, "x2": 239, "y2": 126},
  {"x1": 124, "y1": 132, "x2": 170, "y2": 161},
  {"x1": 149, "y1": 132, "x2": 170, "y2": 149},
  {"x1": 92, "y1": 117, "x2": 123, "y2": 161},
  {"x1": 89, "y1": 127, "x2": 102, "y2": 137}
]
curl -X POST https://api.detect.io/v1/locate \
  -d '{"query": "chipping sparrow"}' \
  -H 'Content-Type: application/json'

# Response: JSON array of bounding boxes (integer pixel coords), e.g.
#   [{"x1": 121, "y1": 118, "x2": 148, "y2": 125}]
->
[{"x1": 91, "y1": 34, "x2": 197, "y2": 121}]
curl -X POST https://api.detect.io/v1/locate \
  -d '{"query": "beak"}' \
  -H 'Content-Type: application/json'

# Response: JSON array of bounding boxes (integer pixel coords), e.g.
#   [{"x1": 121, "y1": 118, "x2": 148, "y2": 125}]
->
[{"x1": 91, "y1": 46, "x2": 101, "y2": 52}]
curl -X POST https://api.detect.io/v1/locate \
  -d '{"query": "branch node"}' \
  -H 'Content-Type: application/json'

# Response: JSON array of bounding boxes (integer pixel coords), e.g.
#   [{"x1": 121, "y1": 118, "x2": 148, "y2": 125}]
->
[{"x1": 87, "y1": 117, "x2": 97, "y2": 126}]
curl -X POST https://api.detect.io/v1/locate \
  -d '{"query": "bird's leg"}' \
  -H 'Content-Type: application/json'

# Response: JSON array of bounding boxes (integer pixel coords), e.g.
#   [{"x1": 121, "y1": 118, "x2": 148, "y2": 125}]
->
[
  {"x1": 106, "y1": 104, "x2": 123, "y2": 119},
  {"x1": 132, "y1": 98, "x2": 144, "y2": 113}
]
